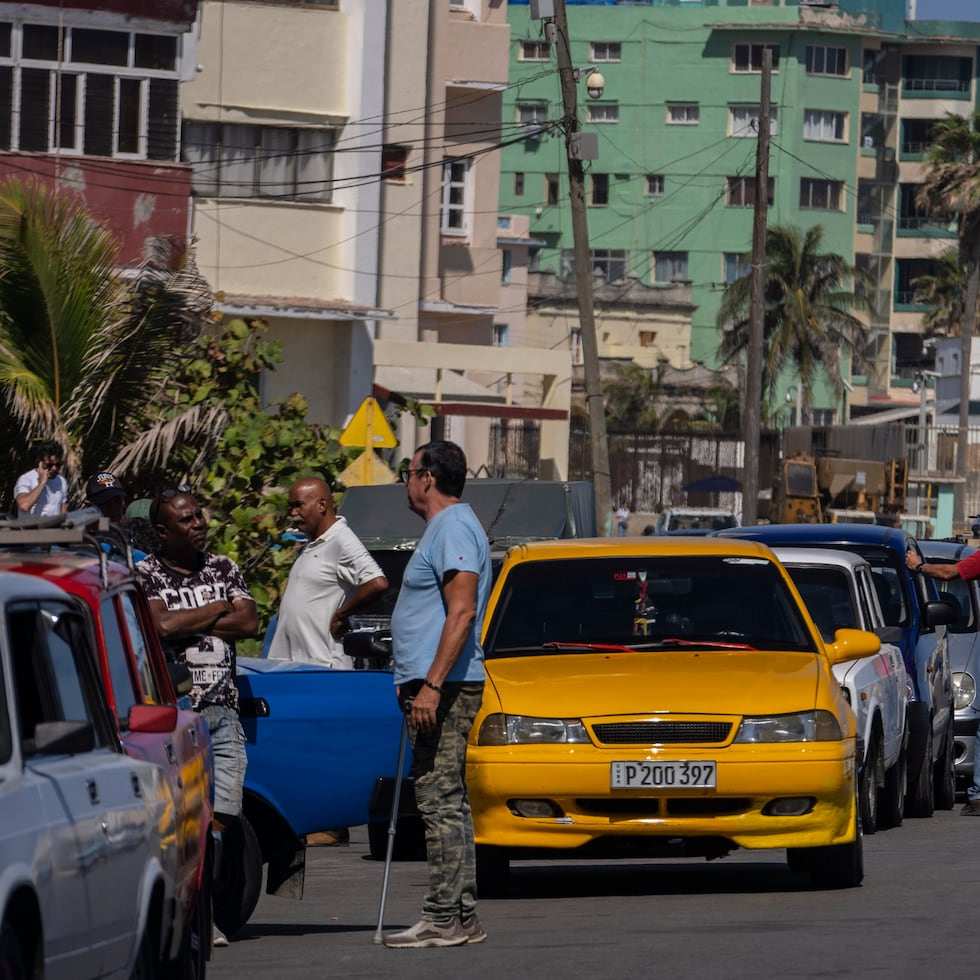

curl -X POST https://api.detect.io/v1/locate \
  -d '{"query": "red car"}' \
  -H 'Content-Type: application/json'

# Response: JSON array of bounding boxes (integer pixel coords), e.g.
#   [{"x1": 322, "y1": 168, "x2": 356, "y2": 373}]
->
[{"x1": 0, "y1": 513, "x2": 214, "y2": 977}]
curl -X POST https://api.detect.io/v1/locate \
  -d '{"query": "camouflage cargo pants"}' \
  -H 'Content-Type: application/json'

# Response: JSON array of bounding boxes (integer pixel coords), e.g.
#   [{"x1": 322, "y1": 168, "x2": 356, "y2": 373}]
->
[{"x1": 403, "y1": 681, "x2": 485, "y2": 922}]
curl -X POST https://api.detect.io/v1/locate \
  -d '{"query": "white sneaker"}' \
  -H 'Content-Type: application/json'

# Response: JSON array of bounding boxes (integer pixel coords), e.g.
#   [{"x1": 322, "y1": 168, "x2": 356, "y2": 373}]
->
[
  {"x1": 213, "y1": 924, "x2": 229, "y2": 948},
  {"x1": 383, "y1": 917, "x2": 467, "y2": 948}
]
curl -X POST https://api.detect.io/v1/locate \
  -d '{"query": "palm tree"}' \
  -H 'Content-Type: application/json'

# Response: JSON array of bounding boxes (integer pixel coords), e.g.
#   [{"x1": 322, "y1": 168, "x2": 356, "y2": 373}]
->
[
  {"x1": 716, "y1": 224, "x2": 873, "y2": 422},
  {"x1": 918, "y1": 109, "x2": 980, "y2": 524},
  {"x1": 911, "y1": 247, "x2": 971, "y2": 338},
  {"x1": 0, "y1": 179, "x2": 214, "y2": 496}
]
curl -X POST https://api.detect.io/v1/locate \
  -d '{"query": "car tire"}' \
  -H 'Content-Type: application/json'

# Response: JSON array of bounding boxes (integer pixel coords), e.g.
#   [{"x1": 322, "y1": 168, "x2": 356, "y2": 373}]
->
[
  {"x1": 877, "y1": 745, "x2": 905, "y2": 830},
  {"x1": 934, "y1": 723, "x2": 956, "y2": 811},
  {"x1": 214, "y1": 814, "x2": 262, "y2": 938},
  {"x1": 129, "y1": 922, "x2": 159, "y2": 980},
  {"x1": 807, "y1": 782, "x2": 864, "y2": 890},
  {"x1": 475, "y1": 846, "x2": 510, "y2": 898},
  {"x1": 904, "y1": 725, "x2": 935, "y2": 818},
  {"x1": 859, "y1": 731, "x2": 881, "y2": 836},
  {"x1": 785, "y1": 848, "x2": 810, "y2": 873},
  {"x1": 0, "y1": 919, "x2": 30, "y2": 980},
  {"x1": 166, "y1": 843, "x2": 212, "y2": 980}
]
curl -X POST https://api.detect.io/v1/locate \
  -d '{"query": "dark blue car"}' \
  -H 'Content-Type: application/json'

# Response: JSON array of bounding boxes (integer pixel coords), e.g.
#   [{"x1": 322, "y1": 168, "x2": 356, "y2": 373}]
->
[{"x1": 720, "y1": 523, "x2": 957, "y2": 817}]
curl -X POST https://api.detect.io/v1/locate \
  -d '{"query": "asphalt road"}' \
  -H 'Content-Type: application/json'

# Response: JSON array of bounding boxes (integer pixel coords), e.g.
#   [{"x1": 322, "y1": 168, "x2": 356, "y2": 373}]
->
[{"x1": 207, "y1": 805, "x2": 979, "y2": 980}]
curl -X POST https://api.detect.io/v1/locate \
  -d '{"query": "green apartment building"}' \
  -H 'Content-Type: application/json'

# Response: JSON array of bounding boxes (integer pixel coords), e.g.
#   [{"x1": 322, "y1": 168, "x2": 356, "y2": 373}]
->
[{"x1": 499, "y1": 0, "x2": 980, "y2": 424}]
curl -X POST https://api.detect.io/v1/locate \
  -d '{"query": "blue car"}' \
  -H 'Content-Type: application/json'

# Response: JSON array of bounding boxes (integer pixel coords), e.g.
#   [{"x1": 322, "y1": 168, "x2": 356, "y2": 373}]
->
[
  {"x1": 918, "y1": 540, "x2": 980, "y2": 787},
  {"x1": 720, "y1": 523, "x2": 957, "y2": 817},
  {"x1": 217, "y1": 659, "x2": 405, "y2": 935}
]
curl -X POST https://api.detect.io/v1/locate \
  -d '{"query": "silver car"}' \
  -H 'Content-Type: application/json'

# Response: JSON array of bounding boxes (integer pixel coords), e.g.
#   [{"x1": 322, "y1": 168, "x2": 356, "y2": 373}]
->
[
  {"x1": 0, "y1": 573, "x2": 179, "y2": 979},
  {"x1": 919, "y1": 540, "x2": 980, "y2": 787}
]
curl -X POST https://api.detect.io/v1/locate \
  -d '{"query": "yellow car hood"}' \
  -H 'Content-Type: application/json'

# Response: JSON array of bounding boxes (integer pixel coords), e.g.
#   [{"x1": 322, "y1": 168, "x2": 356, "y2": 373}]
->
[{"x1": 484, "y1": 649, "x2": 825, "y2": 718}]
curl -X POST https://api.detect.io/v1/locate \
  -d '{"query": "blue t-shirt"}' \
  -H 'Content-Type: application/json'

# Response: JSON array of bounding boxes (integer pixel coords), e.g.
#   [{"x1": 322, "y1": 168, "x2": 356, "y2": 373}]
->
[{"x1": 390, "y1": 503, "x2": 491, "y2": 686}]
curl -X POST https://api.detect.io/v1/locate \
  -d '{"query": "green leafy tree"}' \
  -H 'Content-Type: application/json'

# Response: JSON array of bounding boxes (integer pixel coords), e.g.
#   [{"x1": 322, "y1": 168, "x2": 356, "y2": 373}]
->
[
  {"x1": 0, "y1": 179, "x2": 211, "y2": 496},
  {"x1": 918, "y1": 109, "x2": 980, "y2": 519},
  {"x1": 716, "y1": 224, "x2": 873, "y2": 422},
  {"x1": 602, "y1": 362, "x2": 662, "y2": 430},
  {"x1": 113, "y1": 318, "x2": 356, "y2": 634}
]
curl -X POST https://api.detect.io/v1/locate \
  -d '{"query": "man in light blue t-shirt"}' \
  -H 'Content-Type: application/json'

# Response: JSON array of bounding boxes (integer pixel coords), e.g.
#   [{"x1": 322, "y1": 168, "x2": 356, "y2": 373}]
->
[{"x1": 384, "y1": 440, "x2": 491, "y2": 950}]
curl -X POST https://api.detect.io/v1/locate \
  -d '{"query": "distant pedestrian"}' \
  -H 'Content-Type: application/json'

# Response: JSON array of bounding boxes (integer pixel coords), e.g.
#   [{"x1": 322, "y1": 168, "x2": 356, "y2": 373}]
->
[
  {"x1": 616, "y1": 499, "x2": 630, "y2": 537},
  {"x1": 84, "y1": 471, "x2": 128, "y2": 524},
  {"x1": 14, "y1": 440, "x2": 68, "y2": 517}
]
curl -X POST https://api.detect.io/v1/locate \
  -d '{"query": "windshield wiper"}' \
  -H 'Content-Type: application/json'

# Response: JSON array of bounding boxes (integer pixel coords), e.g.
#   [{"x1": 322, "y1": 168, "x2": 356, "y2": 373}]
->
[{"x1": 542, "y1": 641, "x2": 636, "y2": 653}]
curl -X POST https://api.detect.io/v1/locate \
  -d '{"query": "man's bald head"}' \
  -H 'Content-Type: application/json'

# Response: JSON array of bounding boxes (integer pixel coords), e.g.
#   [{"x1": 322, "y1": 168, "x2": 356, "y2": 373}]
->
[{"x1": 287, "y1": 477, "x2": 337, "y2": 540}]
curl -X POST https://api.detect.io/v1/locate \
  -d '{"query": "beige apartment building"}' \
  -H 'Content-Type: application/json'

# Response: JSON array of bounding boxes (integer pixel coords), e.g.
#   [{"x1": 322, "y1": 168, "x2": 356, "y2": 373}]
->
[{"x1": 184, "y1": 0, "x2": 571, "y2": 479}]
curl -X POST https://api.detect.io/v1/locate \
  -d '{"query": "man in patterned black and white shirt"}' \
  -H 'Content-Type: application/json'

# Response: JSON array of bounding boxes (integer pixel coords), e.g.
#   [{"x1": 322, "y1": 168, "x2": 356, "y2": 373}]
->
[{"x1": 136, "y1": 486, "x2": 257, "y2": 946}]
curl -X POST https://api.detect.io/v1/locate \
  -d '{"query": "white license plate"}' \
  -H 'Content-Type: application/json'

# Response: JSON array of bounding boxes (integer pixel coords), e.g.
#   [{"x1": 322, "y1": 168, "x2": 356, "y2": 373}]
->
[{"x1": 610, "y1": 760, "x2": 717, "y2": 789}]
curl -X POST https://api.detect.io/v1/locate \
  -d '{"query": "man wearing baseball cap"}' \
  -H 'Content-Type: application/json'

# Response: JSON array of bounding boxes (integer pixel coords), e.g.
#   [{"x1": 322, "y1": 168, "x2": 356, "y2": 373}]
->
[{"x1": 85, "y1": 471, "x2": 128, "y2": 523}]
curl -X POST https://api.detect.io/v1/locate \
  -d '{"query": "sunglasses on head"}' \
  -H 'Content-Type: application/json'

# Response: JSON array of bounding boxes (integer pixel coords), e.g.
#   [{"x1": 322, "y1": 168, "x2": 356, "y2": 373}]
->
[{"x1": 151, "y1": 484, "x2": 192, "y2": 524}]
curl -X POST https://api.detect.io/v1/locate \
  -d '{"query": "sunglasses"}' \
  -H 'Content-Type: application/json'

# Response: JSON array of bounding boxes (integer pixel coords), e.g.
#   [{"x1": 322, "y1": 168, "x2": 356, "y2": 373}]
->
[{"x1": 151, "y1": 484, "x2": 192, "y2": 524}]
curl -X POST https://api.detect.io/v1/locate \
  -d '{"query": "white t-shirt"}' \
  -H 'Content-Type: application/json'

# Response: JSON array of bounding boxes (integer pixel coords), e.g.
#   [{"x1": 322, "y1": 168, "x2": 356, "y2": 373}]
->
[
  {"x1": 268, "y1": 516, "x2": 384, "y2": 668},
  {"x1": 14, "y1": 469, "x2": 68, "y2": 517}
]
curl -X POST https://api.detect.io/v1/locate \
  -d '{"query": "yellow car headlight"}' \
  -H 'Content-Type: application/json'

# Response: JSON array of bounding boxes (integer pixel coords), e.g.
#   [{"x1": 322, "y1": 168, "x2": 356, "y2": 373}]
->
[
  {"x1": 734, "y1": 710, "x2": 842, "y2": 743},
  {"x1": 953, "y1": 672, "x2": 976, "y2": 712},
  {"x1": 477, "y1": 713, "x2": 591, "y2": 745}
]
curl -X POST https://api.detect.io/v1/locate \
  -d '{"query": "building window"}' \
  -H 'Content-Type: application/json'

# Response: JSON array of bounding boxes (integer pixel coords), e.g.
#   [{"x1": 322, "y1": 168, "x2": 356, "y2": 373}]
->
[
  {"x1": 667, "y1": 103, "x2": 699, "y2": 125},
  {"x1": 902, "y1": 54, "x2": 972, "y2": 94},
  {"x1": 183, "y1": 123, "x2": 334, "y2": 201},
  {"x1": 517, "y1": 102, "x2": 548, "y2": 141},
  {"x1": 803, "y1": 109, "x2": 847, "y2": 143},
  {"x1": 519, "y1": 40, "x2": 551, "y2": 62},
  {"x1": 729, "y1": 105, "x2": 778, "y2": 138},
  {"x1": 726, "y1": 176, "x2": 774, "y2": 207},
  {"x1": 732, "y1": 43, "x2": 779, "y2": 73},
  {"x1": 440, "y1": 158, "x2": 471, "y2": 234},
  {"x1": 806, "y1": 45, "x2": 849, "y2": 77},
  {"x1": 493, "y1": 322, "x2": 509, "y2": 346},
  {"x1": 799, "y1": 178, "x2": 843, "y2": 210},
  {"x1": 591, "y1": 173, "x2": 609, "y2": 206},
  {"x1": 514, "y1": 172, "x2": 524, "y2": 196},
  {"x1": 570, "y1": 328, "x2": 583, "y2": 366},
  {"x1": 381, "y1": 145, "x2": 408, "y2": 181},
  {"x1": 724, "y1": 252, "x2": 751, "y2": 283},
  {"x1": 545, "y1": 173, "x2": 560, "y2": 206},
  {"x1": 590, "y1": 41, "x2": 621, "y2": 63},
  {"x1": 901, "y1": 118, "x2": 936, "y2": 156},
  {"x1": 646, "y1": 174, "x2": 664, "y2": 197},
  {"x1": 639, "y1": 330, "x2": 657, "y2": 348},
  {"x1": 654, "y1": 251, "x2": 688, "y2": 283},
  {"x1": 561, "y1": 248, "x2": 627, "y2": 283},
  {"x1": 586, "y1": 102, "x2": 619, "y2": 124},
  {"x1": 0, "y1": 20, "x2": 181, "y2": 160},
  {"x1": 501, "y1": 250, "x2": 512, "y2": 285}
]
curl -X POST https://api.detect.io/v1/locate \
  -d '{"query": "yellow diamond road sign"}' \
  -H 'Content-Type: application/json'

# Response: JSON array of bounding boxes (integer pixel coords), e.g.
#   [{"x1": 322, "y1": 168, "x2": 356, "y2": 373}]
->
[{"x1": 340, "y1": 397, "x2": 398, "y2": 448}]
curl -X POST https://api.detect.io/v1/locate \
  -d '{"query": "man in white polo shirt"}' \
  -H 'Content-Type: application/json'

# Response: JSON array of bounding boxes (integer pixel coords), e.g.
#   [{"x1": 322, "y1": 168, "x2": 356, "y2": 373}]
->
[{"x1": 269, "y1": 476, "x2": 388, "y2": 669}]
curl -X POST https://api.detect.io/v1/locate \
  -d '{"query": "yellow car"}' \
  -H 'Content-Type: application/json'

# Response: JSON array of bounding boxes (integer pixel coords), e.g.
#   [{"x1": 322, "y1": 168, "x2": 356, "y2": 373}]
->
[{"x1": 468, "y1": 537, "x2": 880, "y2": 892}]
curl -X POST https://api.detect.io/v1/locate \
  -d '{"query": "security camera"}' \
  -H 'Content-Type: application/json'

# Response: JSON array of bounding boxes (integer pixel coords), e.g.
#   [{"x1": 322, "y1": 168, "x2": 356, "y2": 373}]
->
[{"x1": 586, "y1": 70, "x2": 605, "y2": 100}]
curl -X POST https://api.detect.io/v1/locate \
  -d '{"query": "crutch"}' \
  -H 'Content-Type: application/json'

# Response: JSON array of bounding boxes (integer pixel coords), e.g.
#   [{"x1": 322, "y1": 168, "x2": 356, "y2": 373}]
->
[{"x1": 373, "y1": 710, "x2": 410, "y2": 944}]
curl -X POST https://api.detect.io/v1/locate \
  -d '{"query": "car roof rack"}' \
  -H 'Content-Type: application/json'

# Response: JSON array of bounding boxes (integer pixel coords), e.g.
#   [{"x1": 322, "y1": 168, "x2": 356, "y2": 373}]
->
[{"x1": 0, "y1": 507, "x2": 136, "y2": 587}]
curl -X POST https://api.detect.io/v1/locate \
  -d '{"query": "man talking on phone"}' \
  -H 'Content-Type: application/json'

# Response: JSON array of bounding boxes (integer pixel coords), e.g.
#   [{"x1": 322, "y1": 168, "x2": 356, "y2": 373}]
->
[{"x1": 15, "y1": 440, "x2": 68, "y2": 517}]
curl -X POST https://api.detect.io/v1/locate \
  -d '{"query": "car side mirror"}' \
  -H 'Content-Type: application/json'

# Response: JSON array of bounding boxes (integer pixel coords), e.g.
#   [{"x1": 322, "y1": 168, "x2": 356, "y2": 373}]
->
[
  {"x1": 924, "y1": 599, "x2": 958, "y2": 629},
  {"x1": 826, "y1": 628, "x2": 881, "y2": 665}
]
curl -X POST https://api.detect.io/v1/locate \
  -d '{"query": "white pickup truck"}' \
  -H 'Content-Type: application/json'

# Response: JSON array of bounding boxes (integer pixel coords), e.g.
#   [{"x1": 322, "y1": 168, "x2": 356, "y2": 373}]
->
[{"x1": 774, "y1": 547, "x2": 909, "y2": 833}]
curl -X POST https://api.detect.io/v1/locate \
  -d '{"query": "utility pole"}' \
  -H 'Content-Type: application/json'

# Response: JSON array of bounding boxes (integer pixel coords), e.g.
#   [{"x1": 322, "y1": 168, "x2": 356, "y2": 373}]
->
[
  {"x1": 742, "y1": 49, "x2": 772, "y2": 527},
  {"x1": 552, "y1": 0, "x2": 612, "y2": 531}
]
